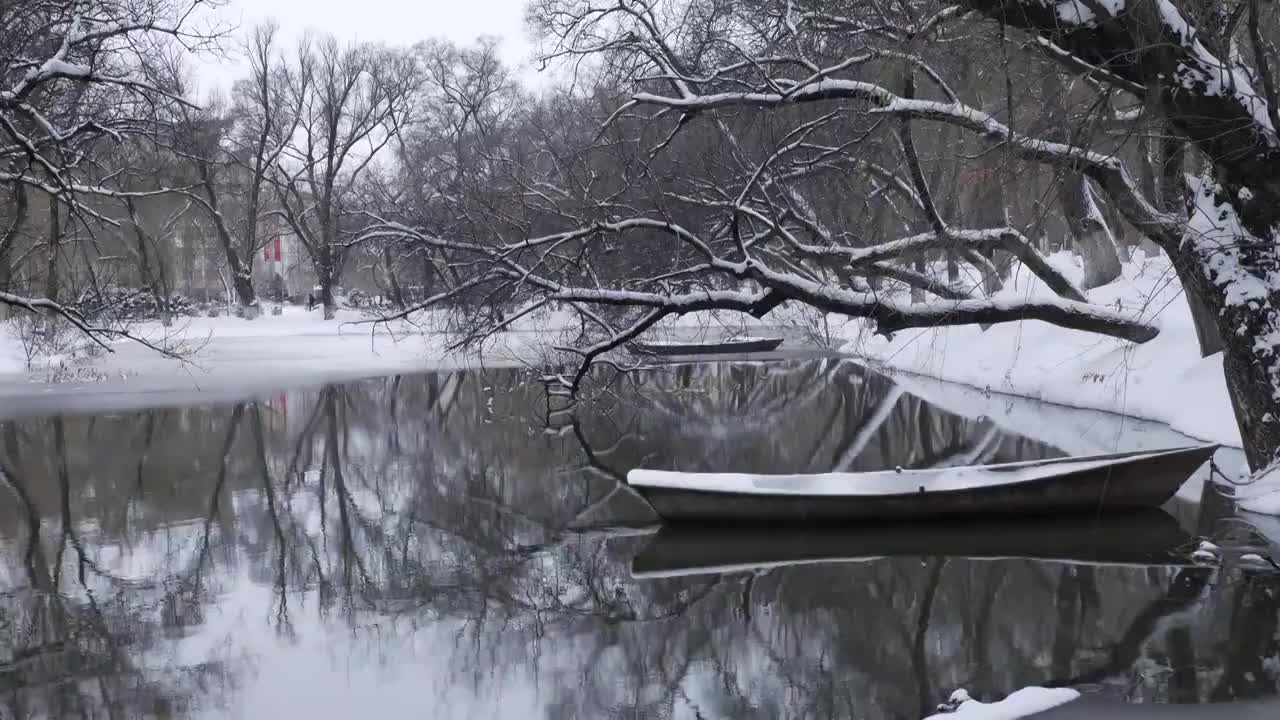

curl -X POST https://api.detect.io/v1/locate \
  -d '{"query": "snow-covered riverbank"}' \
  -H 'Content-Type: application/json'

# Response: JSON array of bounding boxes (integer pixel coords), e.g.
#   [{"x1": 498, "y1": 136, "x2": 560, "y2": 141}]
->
[
  {"x1": 840, "y1": 252, "x2": 1280, "y2": 513},
  {"x1": 843, "y1": 251, "x2": 1240, "y2": 449},
  {"x1": 0, "y1": 306, "x2": 541, "y2": 417},
  {"x1": 0, "y1": 304, "x2": 801, "y2": 416}
]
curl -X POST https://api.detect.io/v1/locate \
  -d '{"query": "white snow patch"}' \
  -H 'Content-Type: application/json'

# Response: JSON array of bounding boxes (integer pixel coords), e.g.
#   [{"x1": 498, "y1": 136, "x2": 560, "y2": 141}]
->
[
  {"x1": 1238, "y1": 553, "x2": 1273, "y2": 568},
  {"x1": 1155, "y1": 0, "x2": 1277, "y2": 137},
  {"x1": 1191, "y1": 549, "x2": 1219, "y2": 564},
  {"x1": 1187, "y1": 177, "x2": 1278, "y2": 307},
  {"x1": 925, "y1": 687, "x2": 1080, "y2": 719},
  {"x1": 41, "y1": 58, "x2": 92, "y2": 79},
  {"x1": 1239, "y1": 465, "x2": 1280, "y2": 514},
  {"x1": 1242, "y1": 492, "x2": 1280, "y2": 515},
  {"x1": 0, "y1": 303, "x2": 804, "y2": 415},
  {"x1": 0, "y1": 322, "x2": 24, "y2": 375},
  {"x1": 1054, "y1": 1, "x2": 1096, "y2": 24},
  {"x1": 1233, "y1": 450, "x2": 1280, "y2": 514}
]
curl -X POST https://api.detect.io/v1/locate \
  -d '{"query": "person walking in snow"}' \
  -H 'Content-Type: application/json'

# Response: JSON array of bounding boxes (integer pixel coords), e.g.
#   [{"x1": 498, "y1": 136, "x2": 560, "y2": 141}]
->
[{"x1": 306, "y1": 293, "x2": 315, "y2": 311}]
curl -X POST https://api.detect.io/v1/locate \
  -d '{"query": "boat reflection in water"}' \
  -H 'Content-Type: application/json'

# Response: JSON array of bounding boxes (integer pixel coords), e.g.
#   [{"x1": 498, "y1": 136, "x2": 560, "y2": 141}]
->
[{"x1": 631, "y1": 509, "x2": 1198, "y2": 579}]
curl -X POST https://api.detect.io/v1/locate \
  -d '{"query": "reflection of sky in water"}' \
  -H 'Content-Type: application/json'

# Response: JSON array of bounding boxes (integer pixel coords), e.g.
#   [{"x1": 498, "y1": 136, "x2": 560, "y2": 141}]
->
[
  {"x1": 185, "y1": 581, "x2": 536, "y2": 719},
  {"x1": 0, "y1": 360, "x2": 1276, "y2": 718}
]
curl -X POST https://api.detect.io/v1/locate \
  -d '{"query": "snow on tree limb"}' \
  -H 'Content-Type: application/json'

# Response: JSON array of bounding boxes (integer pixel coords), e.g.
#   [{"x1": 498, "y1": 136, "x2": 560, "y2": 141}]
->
[
  {"x1": 0, "y1": 289, "x2": 181, "y2": 359},
  {"x1": 945, "y1": 0, "x2": 1280, "y2": 466},
  {"x1": 1, "y1": 1, "x2": 225, "y2": 352},
  {"x1": 623, "y1": 68, "x2": 1185, "y2": 255},
  {"x1": 959, "y1": 0, "x2": 1280, "y2": 234},
  {"x1": 361, "y1": 215, "x2": 1158, "y2": 346}
]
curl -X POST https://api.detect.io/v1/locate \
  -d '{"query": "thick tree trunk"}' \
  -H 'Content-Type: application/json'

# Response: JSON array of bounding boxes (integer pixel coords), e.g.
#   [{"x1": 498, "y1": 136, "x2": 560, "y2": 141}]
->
[
  {"x1": 43, "y1": 194, "x2": 58, "y2": 304},
  {"x1": 0, "y1": 184, "x2": 26, "y2": 305},
  {"x1": 1058, "y1": 176, "x2": 1122, "y2": 290},
  {"x1": 1159, "y1": 135, "x2": 1224, "y2": 357},
  {"x1": 200, "y1": 179, "x2": 258, "y2": 315},
  {"x1": 1044, "y1": 70, "x2": 1121, "y2": 290},
  {"x1": 317, "y1": 245, "x2": 337, "y2": 320},
  {"x1": 126, "y1": 199, "x2": 172, "y2": 327},
  {"x1": 231, "y1": 263, "x2": 259, "y2": 319},
  {"x1": 959, "y1": 0, "x2": 1280, "y2": 466},
  {"x1": 384, "y1": 244, "x2": 405, "y2": 310},
  {"x1": 1200, "y1": 288, "x2": 1280, "y2": 471},
  {"x1": 1167, "y1": 186, "x2": 1280, "y2": 470}
]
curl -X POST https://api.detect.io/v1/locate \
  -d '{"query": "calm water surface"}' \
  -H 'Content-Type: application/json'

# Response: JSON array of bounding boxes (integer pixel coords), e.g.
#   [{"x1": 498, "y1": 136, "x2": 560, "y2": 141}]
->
[{"x1": 0, "y1": 358, "x2": 1277, "y2": 719}]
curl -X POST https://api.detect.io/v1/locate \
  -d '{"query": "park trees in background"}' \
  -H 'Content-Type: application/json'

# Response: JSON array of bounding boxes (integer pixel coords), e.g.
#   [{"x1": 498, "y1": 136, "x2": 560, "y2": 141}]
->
[{"x1": 9, "y1": 1, "x2": 1280, "y2": 469}]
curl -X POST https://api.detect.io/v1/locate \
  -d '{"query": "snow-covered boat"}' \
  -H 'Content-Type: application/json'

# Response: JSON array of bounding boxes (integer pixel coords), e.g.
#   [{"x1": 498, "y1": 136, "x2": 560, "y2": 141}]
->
[
  {"x1": 626, "y1": 444, "x2": 1218, "y2": 523},
  {"x1": 632, "y1": 336, "x2": 784, "y2": 356},
  {"x1": 631, "y1": 510, "x2": 1195, "y2": 578}
]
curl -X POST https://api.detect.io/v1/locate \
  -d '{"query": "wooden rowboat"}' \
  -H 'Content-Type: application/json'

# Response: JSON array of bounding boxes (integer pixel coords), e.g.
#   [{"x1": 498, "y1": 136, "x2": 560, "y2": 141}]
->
[
  {"x1": 632, "y1": 337, "x2": 784, "y2": 356},
  {"x1": 631, "y1": 509, "x2": 1195, "y2": 578},
  {"x1": 627, "y1": 444, "x2": 1218, "y2": 523}
]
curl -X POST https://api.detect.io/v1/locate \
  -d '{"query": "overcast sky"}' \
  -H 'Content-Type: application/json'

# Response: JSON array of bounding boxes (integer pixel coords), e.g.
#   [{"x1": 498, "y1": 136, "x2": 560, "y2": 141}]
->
[{"x1": 192, "y1": 0, "x2": 537, "y2": 96}]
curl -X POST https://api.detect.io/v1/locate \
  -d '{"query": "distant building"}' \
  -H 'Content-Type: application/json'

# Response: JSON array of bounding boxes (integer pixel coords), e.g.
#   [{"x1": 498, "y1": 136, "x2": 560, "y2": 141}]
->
[{"x1": 253, "y1": 215, "x2": 314, "y2": 301}]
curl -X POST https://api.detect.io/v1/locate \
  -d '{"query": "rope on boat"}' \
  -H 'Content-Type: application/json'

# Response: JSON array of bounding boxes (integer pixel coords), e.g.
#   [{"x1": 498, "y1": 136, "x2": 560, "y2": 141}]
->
[
  {"x1": 1210, "y1": 455, "x2": 1280, "y2": 503},
  {"x1": 1208, "y1": 456, "x2": 1248, "y2": 486}
]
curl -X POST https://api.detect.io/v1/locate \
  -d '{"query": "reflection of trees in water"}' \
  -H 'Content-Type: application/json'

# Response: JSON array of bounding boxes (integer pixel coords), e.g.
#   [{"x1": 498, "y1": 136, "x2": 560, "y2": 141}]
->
[
  {"x1": 0, "y1": 361, "x2": 1275, "y2": 718},
  {"x1": 1, "y1": 417, "x2": 237, "y2": 718}
]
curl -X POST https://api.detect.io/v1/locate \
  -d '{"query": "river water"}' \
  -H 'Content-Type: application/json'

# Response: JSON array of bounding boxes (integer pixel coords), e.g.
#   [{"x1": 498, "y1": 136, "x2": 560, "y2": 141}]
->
[{"x1": 0, "y1": 358, "x2": 1276, "y2": 718}]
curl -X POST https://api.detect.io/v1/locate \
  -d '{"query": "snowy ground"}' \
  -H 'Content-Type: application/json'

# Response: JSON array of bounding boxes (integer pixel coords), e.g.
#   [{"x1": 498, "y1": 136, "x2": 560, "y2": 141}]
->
[
  {"x1": 837, "y1": 251, "x2": 1280, "y2": 513},
  {"x1": 0, "y1": 323, "x2": 22, "y2": 376},
  {"x1": 0, "y1": 304, "x2": 793, "y2": 417},
  {"x1": 0, "y1": 306, "x2": 545, "y2": 416},
  {"x1": 842, "y1": 251, "x2": 1237, "y2": 447}
]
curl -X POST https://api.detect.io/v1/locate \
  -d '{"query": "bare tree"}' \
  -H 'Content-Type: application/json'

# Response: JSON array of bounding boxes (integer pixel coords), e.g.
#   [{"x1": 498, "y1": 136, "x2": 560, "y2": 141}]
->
[
  {"x1": 364, "y1": 2, "x2": 1156, "y2": 395},
  {"x1": 365, "y1": 0, "x2": 1280, "y2": 469},
  {"x1": 269, "y1": 35, "x2": 417, "y2": 319},
  {"x1": 120, "y1": 195, "x2": 187, "y2": 326},
  {"x1": 938, "y1": 0, "x2": 1280, "y2": 470},
  {"x1": 154, "y1": 24, "x2": 301, "y2": 317},
  {"x1": 0, "y1": 183, "x2": 29, "y2": 314},
  {"x1": 0, "y1": 0, "x2": 220, "y2": 346},
  {"x1": 1044, "y1": 70, "x2": 1123, "y2": 290}
]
